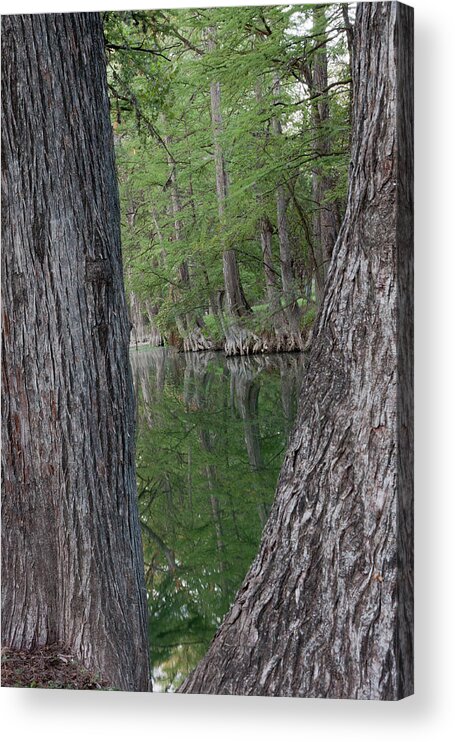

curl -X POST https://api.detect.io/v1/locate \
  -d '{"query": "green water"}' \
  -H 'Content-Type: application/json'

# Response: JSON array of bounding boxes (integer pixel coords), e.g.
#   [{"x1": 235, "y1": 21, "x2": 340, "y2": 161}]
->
[{"x1": 130, "y1": 347, "x2": 304, "y2": 692}]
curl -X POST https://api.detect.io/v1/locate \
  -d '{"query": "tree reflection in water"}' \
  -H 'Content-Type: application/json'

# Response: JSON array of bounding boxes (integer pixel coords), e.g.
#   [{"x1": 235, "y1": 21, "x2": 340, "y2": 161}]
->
[{"x1": 130, "y1": 348, "x2": 305, "y2": 691}]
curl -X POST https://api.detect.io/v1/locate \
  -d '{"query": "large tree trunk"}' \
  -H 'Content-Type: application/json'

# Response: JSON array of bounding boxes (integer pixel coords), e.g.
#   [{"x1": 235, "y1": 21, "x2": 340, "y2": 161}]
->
[
  {"x1": 179, "y1": 2, "x2": 413, "y2": 700},
  {"x1": 1, "y1": 13, "x2": 150, "y2": 691}
]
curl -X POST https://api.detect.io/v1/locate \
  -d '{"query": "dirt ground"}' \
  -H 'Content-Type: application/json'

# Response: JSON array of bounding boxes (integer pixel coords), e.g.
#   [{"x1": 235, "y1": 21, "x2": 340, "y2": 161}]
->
[{"x1": 1, "y1": 645, "x2": 113, "y2": 690}]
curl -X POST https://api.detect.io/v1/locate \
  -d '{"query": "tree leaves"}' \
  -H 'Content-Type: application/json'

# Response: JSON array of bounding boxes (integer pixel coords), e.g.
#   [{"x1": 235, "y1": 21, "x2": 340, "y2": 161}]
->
[{"x1": 106, "y1": 5, "x2": 351, "y2": 341}]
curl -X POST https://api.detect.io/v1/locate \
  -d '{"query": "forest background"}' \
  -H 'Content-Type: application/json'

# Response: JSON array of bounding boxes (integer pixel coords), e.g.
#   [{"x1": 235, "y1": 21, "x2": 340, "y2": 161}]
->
[
  {"x1": 110, "y1": 2, "x2": 351, "y2": 355},
  {"x1": 1, "y1": 0, "x2": 454, "y2": 741}
]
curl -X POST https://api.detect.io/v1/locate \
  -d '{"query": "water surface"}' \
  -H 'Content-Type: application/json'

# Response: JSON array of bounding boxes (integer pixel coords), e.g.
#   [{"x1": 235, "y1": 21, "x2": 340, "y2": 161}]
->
[{"x1": 130, "y1": 347, "x2": 304, "y2": 691}]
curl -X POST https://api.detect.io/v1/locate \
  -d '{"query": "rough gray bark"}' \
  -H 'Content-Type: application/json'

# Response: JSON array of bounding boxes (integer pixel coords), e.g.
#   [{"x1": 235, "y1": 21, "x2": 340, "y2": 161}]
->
[
  {"x1": 1, "y1": 13, "x2": 150, "y2": 691},
  {"x1": 179, "y1": 2, "x2": 413, "y2": 700}
]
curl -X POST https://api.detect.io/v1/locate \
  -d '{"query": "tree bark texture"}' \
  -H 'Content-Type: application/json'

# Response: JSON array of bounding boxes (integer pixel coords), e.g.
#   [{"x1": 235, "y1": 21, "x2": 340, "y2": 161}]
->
[
  {"x1": 1, "y1": 13, "x2": 150, "y2": 691},
  {"x1": 179, "y1": 2, "x2": 413, "y2": 700}
]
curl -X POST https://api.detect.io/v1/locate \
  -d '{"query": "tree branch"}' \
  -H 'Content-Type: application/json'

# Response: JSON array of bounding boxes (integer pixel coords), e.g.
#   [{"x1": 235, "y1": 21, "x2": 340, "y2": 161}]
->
[{"x1": 105, "y1": 41, "x2": 171, "y2": 61}]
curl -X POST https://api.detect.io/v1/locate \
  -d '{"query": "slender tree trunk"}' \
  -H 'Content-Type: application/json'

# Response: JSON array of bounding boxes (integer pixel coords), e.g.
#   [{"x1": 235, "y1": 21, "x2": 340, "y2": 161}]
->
[
  {"x1": 165, "y1": 143, "x2": 213, "y2": 352},
  {"x1": 164, "y1": 161, "x2": 187, "y2": 345},
  {"x1": 253, "y1": 82, "x2": 282, "y2": 321},
  {"x1": 254, "y1": 78, "x2": 303, "y2": 351},
  {"x1": 125, "y1": 206, "x2": 143, "y2": 347},
  {"x1": 164, "y1": 135, "x2": 210, "y2": 351},
  {"x1": 276, "y1": 185, "x2": 299, "y2": 317},
  {"x1": 272, "y1": 78, "x2": 300, "y2": 322},
  {"x1": 208, "y1": 30, "x2": 250, "y2": 321},
  {"x1": 259, "y1": 216, "x2": 281, "y2": 316},
  {"x1": 272, "y1": 77, "x2": 303, "y2": 348},
  {"x1": 144, "y1": 299, "x2": 163, "y2": 347},
  {"x1": 310, "y1": 6, "x2": 341, "y2": 304},
  {"x1": 126, "y1": 204, "x2": 162, "y2": 348},
  {"x1": 286, "y1": 181, "x2": 319, "y2": 305},
  {"x1": 1, "y1": 13, "x2": 150, "y2": 691},
  {"x1": 183, "y1": 117, "x2": 220, "y2": 321},
  {"x1": 342, "y1": 4, "x2": 355, "y2": 139},
  {"x1": 129, "y1": 291, "x2": 146, "y2": 344},
  {"x1": 179, "y1": 2, "x2": 413, "y2": 700},
  {"x1": 164, "y1": 135, "x2": 191, "y2": 289}
]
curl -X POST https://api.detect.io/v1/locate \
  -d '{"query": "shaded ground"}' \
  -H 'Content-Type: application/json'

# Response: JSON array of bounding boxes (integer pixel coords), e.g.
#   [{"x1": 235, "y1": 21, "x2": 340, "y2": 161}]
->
[{"x1": 1, "y1": 645, "x2": 113, "y2": 690}]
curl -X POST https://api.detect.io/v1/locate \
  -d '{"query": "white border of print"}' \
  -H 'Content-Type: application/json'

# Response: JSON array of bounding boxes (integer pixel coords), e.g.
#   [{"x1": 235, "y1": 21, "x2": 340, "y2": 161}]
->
[{"x1": 1, "y1": 1, "x2": 454, "y2": 741}]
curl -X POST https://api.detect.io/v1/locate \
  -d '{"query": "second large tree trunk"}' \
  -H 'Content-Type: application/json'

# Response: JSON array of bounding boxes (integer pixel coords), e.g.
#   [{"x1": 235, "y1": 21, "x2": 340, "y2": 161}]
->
[{"x1": 179, "y1": 2, "x2": 413, "y2": 700}]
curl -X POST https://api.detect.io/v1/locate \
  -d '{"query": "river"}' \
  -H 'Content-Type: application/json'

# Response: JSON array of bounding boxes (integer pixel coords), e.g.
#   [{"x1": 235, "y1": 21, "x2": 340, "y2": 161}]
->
[{"x1": 130, "y1": 347, "x2": 305, "y2": 691}]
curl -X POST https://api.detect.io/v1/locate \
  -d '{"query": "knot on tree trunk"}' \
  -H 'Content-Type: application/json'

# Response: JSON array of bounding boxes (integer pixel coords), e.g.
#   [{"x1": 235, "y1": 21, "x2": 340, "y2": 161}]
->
[{"x1": 85, "y1": 256, "x2": 113, "y2": 285}]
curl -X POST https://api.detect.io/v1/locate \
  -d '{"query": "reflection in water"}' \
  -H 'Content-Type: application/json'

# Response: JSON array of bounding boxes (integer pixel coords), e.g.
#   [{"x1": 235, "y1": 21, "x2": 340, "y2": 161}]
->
[{"x1": 130, "y1": 348, "x2": 305, "y2": 692}]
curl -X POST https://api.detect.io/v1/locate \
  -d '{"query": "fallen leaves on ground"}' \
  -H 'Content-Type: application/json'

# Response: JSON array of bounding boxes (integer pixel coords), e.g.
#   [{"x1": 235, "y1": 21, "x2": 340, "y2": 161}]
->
[{"x1": 1, "y1": 644, "x2": 113, "y2": 690}]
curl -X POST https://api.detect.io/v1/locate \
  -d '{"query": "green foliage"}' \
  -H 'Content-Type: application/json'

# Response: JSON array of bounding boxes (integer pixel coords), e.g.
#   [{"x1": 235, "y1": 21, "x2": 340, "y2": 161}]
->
[
  {"x1": 301, "y1": 304, "x2": 317, "y2": 330},
  {"x1": 201, "y1": 313, "x2": 224, "y2": 343},
  {"x1": 104, "y1": 5, "x2": 351, "y2": 342}
]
